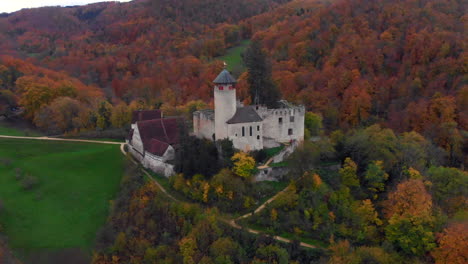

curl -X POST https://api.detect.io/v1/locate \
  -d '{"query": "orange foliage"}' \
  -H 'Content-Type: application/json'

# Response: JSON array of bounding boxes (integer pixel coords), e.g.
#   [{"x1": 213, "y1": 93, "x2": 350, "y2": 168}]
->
[
  {"x1": 383, "y1": 179, "x2": 432, "y2": 220},
  {"x1": 431, "y1": 222, "x2": 468, "y2": 264}
]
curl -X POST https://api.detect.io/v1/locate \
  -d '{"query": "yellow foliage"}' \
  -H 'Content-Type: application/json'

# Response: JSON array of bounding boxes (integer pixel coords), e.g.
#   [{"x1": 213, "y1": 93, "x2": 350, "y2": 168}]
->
[
  {"x1": 202, "y1": 182, "x2": 210, "y2": 203},
  {"x1": 293, "y1": 227, "x2": 303, "y2": 235},
  {"x1": 244, "y1": 196, "x2": 254, "y2": 209},
  {"x1": 231, "y1": 152, "x2": 256, "y2": 178},
  {"x1": 407, "y1": 167, "x2": 423, "y2": 179},
  {"x1": 271, "y1": 208, "x2": 278, "y2": 221},
  {"x1": 215, "y1": 185, "x2": 223, "y2": 195}
]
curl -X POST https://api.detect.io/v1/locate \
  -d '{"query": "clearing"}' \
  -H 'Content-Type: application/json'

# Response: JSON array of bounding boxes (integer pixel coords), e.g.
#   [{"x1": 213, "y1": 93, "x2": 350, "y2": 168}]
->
[
  {"x1": 216, "y1": 40, "x2": 250, "y2": 73},
  {"x1": 0, "y1": 138, "x2": 124, "y2": 263}
]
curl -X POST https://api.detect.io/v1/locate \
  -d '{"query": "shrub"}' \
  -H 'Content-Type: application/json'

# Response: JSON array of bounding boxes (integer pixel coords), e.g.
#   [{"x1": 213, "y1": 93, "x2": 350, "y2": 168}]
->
[
  {"x1": 21, "y1": 174, "x2": 39, "y2": 190},
  {"x1": 0, "y1": 158, "x2": 12, "y2": 167},
  {"x1": 14, "y1": 167, "x2": 22, "y2": 180}
]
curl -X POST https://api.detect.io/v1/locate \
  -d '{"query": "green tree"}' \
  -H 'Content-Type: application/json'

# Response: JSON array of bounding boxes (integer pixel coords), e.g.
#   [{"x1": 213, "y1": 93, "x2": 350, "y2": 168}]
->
[
  {"x1": 243, "y1": 40, "x2": 280, "y2": 107},
  {"x1": 363, "y1": 160, "x2": 388, "y2": 200},
  {"x1": 304, "y1": 112, "x2": 323, "y2": 137},
  {"x1": 339, "y1": 158, "x2": 360, "y2": 188},
  {"x1": 110, "y1": 102, "x2": 131, "y2": 128},
  {"x1": 96, "y1": 101, "x2": 112, "y2": 130},
  {"x1": 209, "y1": 237, "x2": 240, "y2": 263},
  {"x1": 342, "y1": 125, "x2": 399, "y2": 171},
  {"x1": 426, "y1": 166, "x2": 468, "y2": 215},
  {"x1": 385, "y1": 215, "x2": 436, "y2": 256},
  {"x1": 254, "y1": 244, "x2": 289, "y2": 264},
  {"x1": 398, "y1": 131, "x2": 430, "y2": 171},
  {"x1": 179, "y1": 237, "x2": 197, "y2": 264},
  {"x1": 0, "y1": 89, "x2": 17, "y2": 118}
]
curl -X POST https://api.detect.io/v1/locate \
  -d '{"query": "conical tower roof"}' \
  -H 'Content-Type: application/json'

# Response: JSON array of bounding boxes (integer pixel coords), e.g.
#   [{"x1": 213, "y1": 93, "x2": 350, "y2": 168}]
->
[{"x1": 213, "y1": 69, "x2": 237, "y2": 84}]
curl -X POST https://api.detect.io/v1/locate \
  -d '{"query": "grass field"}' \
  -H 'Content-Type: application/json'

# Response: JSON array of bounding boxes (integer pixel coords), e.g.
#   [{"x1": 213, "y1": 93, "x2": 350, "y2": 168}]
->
[
  {"x1": 0, "y1": 121, "x2": 41, "y2": 137},
  {"x1": 0, "y1": 139, "x2": 124, "y2": 261},
  {"x1": 216, "y1": 40, "x2": 250, "y2": 72}
]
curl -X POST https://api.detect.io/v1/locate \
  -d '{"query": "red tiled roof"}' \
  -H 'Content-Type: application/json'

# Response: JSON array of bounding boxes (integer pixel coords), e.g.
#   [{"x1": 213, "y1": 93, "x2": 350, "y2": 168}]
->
[
  {"x1": 136, "y1": 117, "x2": 181, "y2": 156},
  {"x1": 148, "y1": 139, "x2": 170, "y2": 156},
  {"x1": 132, "y1": 110, "x2": 162, "y2": 123}
]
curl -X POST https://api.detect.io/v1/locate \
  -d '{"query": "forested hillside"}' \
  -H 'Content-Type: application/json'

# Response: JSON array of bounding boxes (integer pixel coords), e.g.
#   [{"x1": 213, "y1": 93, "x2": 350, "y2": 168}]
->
[
  {"x1": 0, "y1": 0, "x2": 292, "y2": 136},
  {"x1": 0, "y1": 0, "x2": 289, "y2": 100},
  {"x1": 0, "y1": 0, "x2": 465, "y2": 166},
  {"x1": 241, "y1": 0, "x2": 466, "y2": 165},
  {"x1": 0, "y1": 0, "x2": 466, "y2": 263}
]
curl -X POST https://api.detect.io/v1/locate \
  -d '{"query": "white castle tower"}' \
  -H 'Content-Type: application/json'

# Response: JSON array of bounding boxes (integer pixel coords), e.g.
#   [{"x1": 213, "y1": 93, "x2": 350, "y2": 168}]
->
[{"x1": 213, "y1": 69, "x2": 237, "y2": 140}]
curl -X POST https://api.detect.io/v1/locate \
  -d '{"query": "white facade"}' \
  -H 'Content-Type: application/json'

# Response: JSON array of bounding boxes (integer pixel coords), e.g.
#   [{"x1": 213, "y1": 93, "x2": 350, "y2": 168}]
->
[
  {"x1": 227, "y1": 121, "x2": 263, "y2": 152},
  {"x1": 128, "y1": 146, "x2": 175, "y2": 177},
  {"x1": 130, "y1": 125, "x2": 145, "y2": 155},
  {"x1": 214, "y1": 84, "x2": 236, "y2": 140},
  {"x1": 128, "y1": 122, "x2": 176, "y2": 177},
  {"x1": 256, "y1": 103, "x2": 305, "y2": 143},
  {"x1": 193, "y1": 70, "x2": 305, "y2": 151}
]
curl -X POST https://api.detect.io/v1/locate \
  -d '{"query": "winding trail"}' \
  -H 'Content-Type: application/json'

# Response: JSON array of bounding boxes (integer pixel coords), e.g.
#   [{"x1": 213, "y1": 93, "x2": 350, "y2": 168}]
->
[{"x1": 0, "y1": 134, "x2": 319, "y2": 250}]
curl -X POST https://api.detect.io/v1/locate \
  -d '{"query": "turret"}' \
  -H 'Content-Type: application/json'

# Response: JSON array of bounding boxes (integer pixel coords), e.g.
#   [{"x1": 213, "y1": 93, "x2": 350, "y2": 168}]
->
[{"x1": 213, "y1": 69, "x2": 237, "y2": 140}]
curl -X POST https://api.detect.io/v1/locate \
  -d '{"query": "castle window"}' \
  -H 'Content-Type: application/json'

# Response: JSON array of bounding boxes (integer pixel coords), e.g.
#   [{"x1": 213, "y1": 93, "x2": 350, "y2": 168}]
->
[
  {"x1": 290, "y1": 116, "x2": 295, "y2": 122},
  {"x1": 257, "y1": 135, "x2": 260, "y2": 140},
  {"x1": 279, "y1": 117, "x2": 283, "y2": 124},
  {"x1": 257, "y1": 125, "x2": 260, "y2": 131},
  {"x1": 288, "y1": 129, "x2": 293, "y2": 135},
  {"x1": 242, "y1": 126, "x2": 245, "y2": 137},
  {"x1": 249, "y1": 126, "x2": 253, "y2": 136}
]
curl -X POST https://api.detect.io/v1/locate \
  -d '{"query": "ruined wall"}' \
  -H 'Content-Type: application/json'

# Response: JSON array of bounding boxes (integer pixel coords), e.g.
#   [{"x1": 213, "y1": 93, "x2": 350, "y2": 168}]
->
[
  {"x1": 193, "y1": 111, "x2": 215, "y2": 140},
  {"x1": 227, "y1": 121, "x2": 263, "y2": 151},
  {"x1": 258, "y1": 105, "x2": 305, "y2": 143}
]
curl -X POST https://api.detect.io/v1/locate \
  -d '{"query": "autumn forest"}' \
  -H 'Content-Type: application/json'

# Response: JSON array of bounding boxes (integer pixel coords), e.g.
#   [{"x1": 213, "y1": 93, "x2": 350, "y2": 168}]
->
[{"x1": 0, "y1": 0, "x2": 466, "y2": 263}]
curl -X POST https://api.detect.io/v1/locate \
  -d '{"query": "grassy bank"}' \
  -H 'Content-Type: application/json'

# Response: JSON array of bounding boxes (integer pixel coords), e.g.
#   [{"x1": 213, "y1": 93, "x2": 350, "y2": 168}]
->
[{"x1": 0, "y1": 139, "x2": 124, "y2": 262}]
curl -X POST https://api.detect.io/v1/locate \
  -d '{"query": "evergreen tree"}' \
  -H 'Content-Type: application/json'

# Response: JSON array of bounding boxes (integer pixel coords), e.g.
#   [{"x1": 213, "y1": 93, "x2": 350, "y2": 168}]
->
[{"x1": 243, "y1": 40, "x2": 280, "y2": 108}]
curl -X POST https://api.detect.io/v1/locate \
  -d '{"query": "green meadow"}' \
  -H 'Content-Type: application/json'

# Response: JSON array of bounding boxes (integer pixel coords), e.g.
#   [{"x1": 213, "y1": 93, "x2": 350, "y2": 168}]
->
[
  {"x1": 0, "y1": 121, "x2": 41, "y2": 137},
  {"x1": 0, "y1": 138, "x2": 124, "y2": 261},
  {"x1": 216, "y1": 40, "x2": 251, "y2": 72}
]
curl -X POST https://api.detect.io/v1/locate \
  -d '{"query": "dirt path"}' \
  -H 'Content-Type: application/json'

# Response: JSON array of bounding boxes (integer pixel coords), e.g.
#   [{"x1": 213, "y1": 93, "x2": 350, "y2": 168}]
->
[
  {"x1": 0, "y1": 135, "x2": 122, "y2": 145},
  {"x1": 0, "y1": 134, "x2": 127, "y2": 155},
  {"x1": 1, "y1": 134, "x2": 318, "y2": 250},
  {"x1": 236, "y1": 185, "x2": 290, "y2": 221}
]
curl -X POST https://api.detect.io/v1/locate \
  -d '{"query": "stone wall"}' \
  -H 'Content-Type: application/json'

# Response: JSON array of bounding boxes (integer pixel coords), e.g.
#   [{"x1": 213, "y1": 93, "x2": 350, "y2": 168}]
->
[
  {"x1": 128, "y1": 146, "x2": 175, "y2": 177},
  {"x1": 193, "y1": 110, "x2": 215, "y2": 140},
  {"x1": 254, "y1": 167, "x2": 289, "y2": 181},
  {"x1": 130, "y1": 125, "x2": 145, "y2": 155},
  {"x1": 227, "y1": 121, "x2": 263, "y2": 151},
  {"x1": 142, "y1": 152, "x2": 175, "y2": 177},
  {"x1": 258, "y1": 105, "x2": 305, "y2": 143}
]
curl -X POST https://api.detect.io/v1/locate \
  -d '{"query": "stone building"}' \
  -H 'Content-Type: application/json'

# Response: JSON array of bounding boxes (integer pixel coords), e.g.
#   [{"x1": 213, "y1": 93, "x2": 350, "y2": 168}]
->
[
  {"x1": 193, "y1": 69, "x2": 305, "y2": 151},
  {"x1": 127, "y1": 110, "x2": 181, "y2": 177}
]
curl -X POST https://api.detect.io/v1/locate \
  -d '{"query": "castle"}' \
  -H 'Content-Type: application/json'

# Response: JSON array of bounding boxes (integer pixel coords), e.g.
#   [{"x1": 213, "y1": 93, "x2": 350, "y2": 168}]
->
[
  {"x1": 127, "y1": 69, "x2": 305, "y2": 177},
  {"x1": 193, "y1": 69, "x2": 305, "y2": 151}
]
